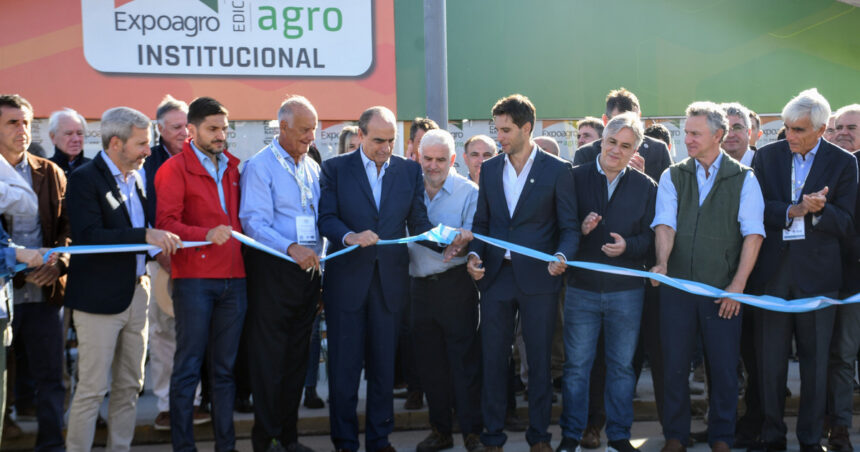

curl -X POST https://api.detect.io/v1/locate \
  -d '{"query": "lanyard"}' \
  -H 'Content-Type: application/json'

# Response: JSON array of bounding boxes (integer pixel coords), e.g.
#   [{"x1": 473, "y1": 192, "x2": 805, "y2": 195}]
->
[
  {"x1": 270, "y1": 143, "x2": 315, "y2": 214},
  {"x1": 791, "y1": 154, "x2": 811, "y2": 203}
]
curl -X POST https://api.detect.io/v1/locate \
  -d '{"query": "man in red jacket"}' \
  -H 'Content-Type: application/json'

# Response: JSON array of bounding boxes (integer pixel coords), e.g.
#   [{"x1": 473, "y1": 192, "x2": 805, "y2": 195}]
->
[{"x1": 155, "y1": 97, "x2": 246, "y2": 452}]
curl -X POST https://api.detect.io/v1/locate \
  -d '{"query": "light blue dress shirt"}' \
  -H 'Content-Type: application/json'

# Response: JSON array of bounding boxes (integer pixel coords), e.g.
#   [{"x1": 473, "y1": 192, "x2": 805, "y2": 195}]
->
[
  {"x1": 359, "y1": 148, "x2": 389, "y2": 210},
  {"x1": 784, "y1": 139, "x2": 822, "y2": 226},
  {"x1": 407, "y1": 171, "x2": 478, "y2": 277},
  {"x1": 239, "y1": 138, "x2": 323, "y2": 255},
  {"x1": 190, "y1": 140, "x2": 228, "y2": 214},
  {"x1": 651, "y1": 153, "x2": 766, "y2": 237},
  {"x1": 101, "y1": 152, "x2": 147, "y2": 276},
  {"x1": 9, "y1": 156, "x2": 43, "y2": 304},
  {"x1": 594, "y1": 154, "x2": 627, "y2": 199}
]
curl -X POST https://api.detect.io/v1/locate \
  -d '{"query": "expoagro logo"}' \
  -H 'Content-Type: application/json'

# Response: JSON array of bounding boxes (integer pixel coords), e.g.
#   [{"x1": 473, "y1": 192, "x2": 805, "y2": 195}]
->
[{"x1": 81, "y1": 0, "x2": 374, "y2": 77}]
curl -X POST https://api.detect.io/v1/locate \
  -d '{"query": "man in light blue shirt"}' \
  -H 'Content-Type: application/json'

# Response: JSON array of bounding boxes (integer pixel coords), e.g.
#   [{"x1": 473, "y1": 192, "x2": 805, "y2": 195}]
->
[
  {"x1": 649, "y1": 102, "x2": 764, "y2": 452},
  {"x1": 239, "y1": 95, "x2": 322, "y2": 452},
  {"x1": 407, "y1": 129, "x2": 483, "y2": 452}
]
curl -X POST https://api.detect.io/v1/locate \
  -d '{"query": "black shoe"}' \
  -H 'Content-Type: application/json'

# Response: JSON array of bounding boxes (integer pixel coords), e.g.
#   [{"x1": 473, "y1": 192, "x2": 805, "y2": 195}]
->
[
  {"x1": 747, "y1": 441, "x2": 787, "y2": 452},
  {"x1": 404, "y1": 391, "x2": 424, "y2": 410},
  {"x1": 607, "y1": 439, "x2": 640, "y2": 452},
  {"x1": 733, "y1": 433, "x2": 759, "y2": 449},
  {"x1": 235, "y1": 396, "x2": 254, "y2": 413},
  {"x1": 285, "y1": 441, "x2": 315, "y2": 452},
  {"x1": 266, "y1": 439, "x2": 287, "y2": 452},
  {"x1": 504, "y1": 411, "x2": 528, "y2": 432},
  {"x1": 828, "y1": 426, "x2": 854, "y2": 452},
  {"x1": 303, "y1": 386, "x2": 325, "y2": 409},
  {"x1": 800, "y1": 444, "x2": 827, "y2": 452},
  {"x1": 556, "y1": 437, "x2": 580, "y2": 452},
  {"x1": 690, "y1": 429, "x2": 708, "y2": 444},
  {"x1": 416, "y1": 429, "x2": 454, "y2": 452}
]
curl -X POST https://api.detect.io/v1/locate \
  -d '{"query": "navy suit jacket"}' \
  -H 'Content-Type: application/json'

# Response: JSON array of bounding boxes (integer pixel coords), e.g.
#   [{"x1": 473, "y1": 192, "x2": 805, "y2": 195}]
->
[
  {"x1": 468, "y1": 148, "x2": 580, "y2": 295},
  {"x1": 749, "y1": 139, "x2": 858, "y2": 296},
  {"x1": 318, "y1": 150, "x2": 433, "y2": 312},
  {"x1": 65, "y1": 152, "x2": 153, "y2": 314}
]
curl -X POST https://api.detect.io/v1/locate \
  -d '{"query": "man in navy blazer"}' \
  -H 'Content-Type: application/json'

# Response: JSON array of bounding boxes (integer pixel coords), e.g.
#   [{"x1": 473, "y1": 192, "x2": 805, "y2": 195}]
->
[
  {"x1": 749, "y1": 89, "x2": 858, "y2": 452},
  {"x1": 319, "y1": 106, "x2": 469, "y2": 452},
  {"x1": 466, "y1": 94, "x2": 579, "y2": 452}
]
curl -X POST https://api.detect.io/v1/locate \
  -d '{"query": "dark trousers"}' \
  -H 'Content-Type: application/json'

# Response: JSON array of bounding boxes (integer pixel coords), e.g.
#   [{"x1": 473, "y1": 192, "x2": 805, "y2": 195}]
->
[
  {"x1": 757, "y1": 259, "x2": 837, "y2": 445},
  {"x1": 11, "y1": 302, "x2": 65, "y2": 452},
  {"x1": 828, "y1": 303, "x2": 860, "y2": 428},
  {"x1": 411, "y1": 265, "x2": 482, "y2": 437},
  {"x1": 327, "y1": 264, "x2": 399, "y2": 452},
  {"x1": 737, "y1": 305, "x2": 762, "y2": 439},
  {"x1": 481, "y1": 264, "x2": 558, "y2": 447},
  {"x1": 395, "y1": 291, "x2": 421, "y2": 393},
  {"x1": 170, "y1": 278, "x2": 247, "y2": 452},
  {"x1": 589, "y1": 284, "x2": 665, "y2": 429},
  {"x1": 245, "y1": 248, "x2": 319, "y2": 451},
  {"x1": 660, "y1": 286, "x2": 741, "y2": 447}
]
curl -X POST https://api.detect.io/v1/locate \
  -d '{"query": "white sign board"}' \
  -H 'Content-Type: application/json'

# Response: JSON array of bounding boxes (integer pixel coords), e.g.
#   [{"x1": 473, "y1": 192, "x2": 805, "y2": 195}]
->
[{"x1": 81, "y1": 0, "x2": 374, "y2": 76}]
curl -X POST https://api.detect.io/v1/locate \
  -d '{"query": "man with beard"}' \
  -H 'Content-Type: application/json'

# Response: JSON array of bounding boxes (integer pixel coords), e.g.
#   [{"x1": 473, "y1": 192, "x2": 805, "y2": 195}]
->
[{"x1": 156, "y1": 97, "x2": 246, "y2": 452}]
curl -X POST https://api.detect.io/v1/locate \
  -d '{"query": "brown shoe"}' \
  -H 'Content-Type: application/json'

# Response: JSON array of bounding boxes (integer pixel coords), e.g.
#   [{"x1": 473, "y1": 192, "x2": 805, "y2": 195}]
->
[
  {"x1": 711, "y1": 441, "x2": 730, "y2": 452},
  {"x1": 465, "y1": 434, "x2": 484, "y2": 452},
  {"x1": 828, "y1": 425, "x2": 854, "y2": 452},
  {"x1": 153, "y1": 411, "x2": 171, "y2": 431},
  {"x1": 416, "y1": 428, "x2": 454, "y2": 452},
  {"x1": 192, "y1": 406, "x2": 211, "y2": 425},
  {"x1": 483, "y1": 447, "x2": 503, "y2": 452},
  {"x1": 661, "y1": 439, "x2": 686, "y2": 452},
  {"x1": 581, "y1": 425, "x2": 601, "y2": 449},
  {"x1": 2, "y1": 417, "x2": 22, "y2": 439},
  {"x1": 404, "y1": 391, "x2": 424, "y2": 410},
  {"x1": 529, "y1": 442, "x2": 552, "y2": 452}
]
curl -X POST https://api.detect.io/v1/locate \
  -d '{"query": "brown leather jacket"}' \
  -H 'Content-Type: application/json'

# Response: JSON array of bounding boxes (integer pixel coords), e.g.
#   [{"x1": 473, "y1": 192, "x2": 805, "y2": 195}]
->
[{"x1": 8, "y1": 153, "x2": 71, "y2": 306}]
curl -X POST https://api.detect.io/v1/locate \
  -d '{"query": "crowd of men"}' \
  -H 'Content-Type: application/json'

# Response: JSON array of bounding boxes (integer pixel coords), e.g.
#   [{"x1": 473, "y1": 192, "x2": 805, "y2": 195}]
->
[{"x1": 0, "y1": 86, "x2": 857, "y2": 452}]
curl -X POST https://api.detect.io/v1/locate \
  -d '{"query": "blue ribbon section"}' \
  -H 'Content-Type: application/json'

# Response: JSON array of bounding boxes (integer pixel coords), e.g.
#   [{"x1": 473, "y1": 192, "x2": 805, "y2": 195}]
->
[
  {"x1": 471, "y1": 233, "x2": 859, "y2": 313},
  {"x1": 35, "y1": 225, "x2": 859, "y2": 312}
]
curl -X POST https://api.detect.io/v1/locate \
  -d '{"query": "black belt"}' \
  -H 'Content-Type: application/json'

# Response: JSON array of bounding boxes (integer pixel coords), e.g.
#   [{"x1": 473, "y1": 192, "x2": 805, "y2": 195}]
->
[{"x1": 414, "y1": 264, "x2": 467, "y2": 281}]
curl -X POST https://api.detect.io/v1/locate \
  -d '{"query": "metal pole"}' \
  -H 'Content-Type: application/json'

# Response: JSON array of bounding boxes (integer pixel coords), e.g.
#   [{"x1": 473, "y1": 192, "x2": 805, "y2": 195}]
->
[{"x1": 423, "y1": 0, "x2": 448, "y2": 127}]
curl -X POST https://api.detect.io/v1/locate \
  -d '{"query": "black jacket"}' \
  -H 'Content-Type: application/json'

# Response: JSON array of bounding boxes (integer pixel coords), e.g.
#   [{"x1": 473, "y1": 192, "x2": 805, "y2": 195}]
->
[
  {"x1": 49, "y1": 147, "x2": 91, "y2": 176},
  {"x1": 568, "y1": 161, "x2": 657, "y2": 292},
  {"x1": 65, "y1": 152, "x2": 153, "y2": 314}
]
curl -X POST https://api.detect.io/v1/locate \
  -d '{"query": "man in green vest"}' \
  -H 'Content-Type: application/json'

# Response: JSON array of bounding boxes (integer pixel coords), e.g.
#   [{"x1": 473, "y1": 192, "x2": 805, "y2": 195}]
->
[{"x1": 649, "y1": 102, "x2": 765, "y2": 452}]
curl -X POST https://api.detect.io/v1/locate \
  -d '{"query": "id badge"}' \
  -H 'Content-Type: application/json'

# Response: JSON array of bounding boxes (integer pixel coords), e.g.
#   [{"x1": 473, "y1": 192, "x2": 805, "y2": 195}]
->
[
  {"x1": 296, "y1": 215, "x2": 317, "y2": 245},
  {"x1": 782, "y1": 217, "x2": 805, "y2": 241}
]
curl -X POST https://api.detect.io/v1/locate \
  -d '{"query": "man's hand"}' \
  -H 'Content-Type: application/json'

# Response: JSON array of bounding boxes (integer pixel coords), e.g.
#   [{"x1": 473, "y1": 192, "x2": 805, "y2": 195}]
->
[
  {"x1": 801, "y1": 186, "x2": 828, "y2": 215},
  {"x1": 146, "y1": 229, "x2": 183, "y2": 255},
  {"x1": 648, "y1": 263, "x2": 667, "y2": 287},
  {"x1": 287, "y1": 243, "x2": 321, "y2": 272},
  {"x1": 443, "y1": 229, "x2": 474, "y2": 262},
  {"x1": 787, "y1": 203, "x2": 808, "y2": 219},
  {"x1": 467, "y1": 254, "x2": 485, "y2": 281},
  {"x1": 15, "y1": 248, "x2": 44, "y2": 268},
  {"x1": 581, "y1": 212, "x2": 602, "y2": 236},
  {"x1": 715, "y1": 282, "x2": 744, "y2": 319},
  {"x1": 205, "y1": 225, "x2": 233, "y2": 245},
  {"x1": 629, "y1": 152, "x2": 646, "y2": 172},
  {"x1": 601, "y1": 233, "x2": 626, "y2": 257},
  {"x1": 548, "y1": 254, "x2": 567, "y2": 276},
  {"x1": 155, "y1": 252, "x2": 171, "y2": 273},
  {"x1": 344, "y1": 230, "x2": 379, "y2": 248},
  {"x1": 26, "y1": 263, "x2": 60, "y2": 286}
]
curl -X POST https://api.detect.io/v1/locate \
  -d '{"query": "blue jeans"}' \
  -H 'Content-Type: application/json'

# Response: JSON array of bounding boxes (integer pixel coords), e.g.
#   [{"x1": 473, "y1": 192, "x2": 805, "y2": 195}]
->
[
  {"x1": 561, "y1": 286, "x2": 643, "y2": 441},
  {"x1": 170, "y1": 278, "x2": 247, "y2": 452}
]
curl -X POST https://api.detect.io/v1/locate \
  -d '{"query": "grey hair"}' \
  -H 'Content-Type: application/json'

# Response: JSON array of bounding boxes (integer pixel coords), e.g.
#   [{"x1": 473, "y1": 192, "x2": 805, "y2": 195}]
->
[
  {"x1": 603, "y1": 111, "x2": 644, "y2": 149},
  {"x1": 685, "y1": 101, "x2": 729, "y2": 143},
  {"x1": 721, "y1": 102, "x2": 751, "y2": 129},
  {"x1": 419, "y1": 129, "x2": 455, "y2": 158},
  {"x1": 782, "y1": 88, "x2": 831, "y2": 129},
  {"x1": 100, "y1": 107, "x2": 151, "y2": 149},
  {"x1": 277, "y1": 95, "x2": 317, "y2": 126},
  {"x1": 155, "y1": 94, "x2": 188, "y2": 124},
  {"x1": 48, "y1": 108, "x2": 86, "y2": 135},
  {"x1": 835, "y1": 103, "x2": 860, "y2": 120}
]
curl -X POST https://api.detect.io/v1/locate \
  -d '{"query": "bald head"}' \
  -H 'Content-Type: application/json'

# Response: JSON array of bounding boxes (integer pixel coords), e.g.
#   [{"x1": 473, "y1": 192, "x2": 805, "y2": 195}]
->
[{"x1": 534, "y1": 136, "x2": 560, "y2": 156}]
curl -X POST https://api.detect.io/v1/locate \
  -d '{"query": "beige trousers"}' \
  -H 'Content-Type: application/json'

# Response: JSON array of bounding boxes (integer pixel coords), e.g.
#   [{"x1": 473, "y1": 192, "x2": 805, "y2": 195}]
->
[{"x1": 66, "y1": 278, "x2": 150, "y2": 452}]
